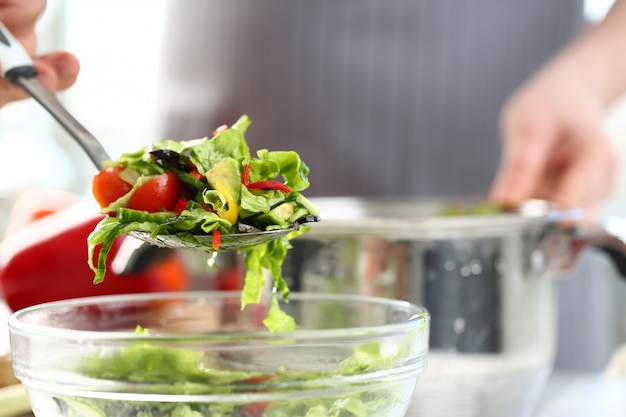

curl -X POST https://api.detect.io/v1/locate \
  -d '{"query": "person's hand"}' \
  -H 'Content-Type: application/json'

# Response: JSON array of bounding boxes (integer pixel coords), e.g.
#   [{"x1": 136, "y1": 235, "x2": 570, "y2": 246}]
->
[
  {"x1": 489, "y1": 53, "x2": 618, "y2": 221},
  {"x1": 0, "y1": 0, "x2": 80, "y2": 108},
  {"x1": 490, "y1": 1, "x2": 626, "y2": 222}
]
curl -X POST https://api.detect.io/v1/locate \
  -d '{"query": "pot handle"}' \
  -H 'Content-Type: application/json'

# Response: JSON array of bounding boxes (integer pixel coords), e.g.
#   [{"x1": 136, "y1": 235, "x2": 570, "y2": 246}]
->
[
  {"x1": 522, "y1": 200, "x2": 626, "y2": 278},
  {"x1": 571, "y1": 217, "x2": 626, "y2": 278}
]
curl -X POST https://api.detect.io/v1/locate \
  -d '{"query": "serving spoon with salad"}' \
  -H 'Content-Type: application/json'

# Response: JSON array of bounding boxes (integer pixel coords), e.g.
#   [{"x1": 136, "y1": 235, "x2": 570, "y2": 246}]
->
[{"x1": 0, "y1": 21, "x2": 318, "y2": 255}]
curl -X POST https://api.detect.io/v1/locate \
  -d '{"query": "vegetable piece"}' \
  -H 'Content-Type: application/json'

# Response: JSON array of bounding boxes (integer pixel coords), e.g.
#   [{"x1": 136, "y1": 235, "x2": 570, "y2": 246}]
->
[
  {"x1": 213, "y1": 180, "x2": 239, "y2": 224},
  {"x1": 263, "y1": 292, "x2": 296, "y2": 332},
  {"x1": 246, "y1": 180, "x2": 291, "y2": 194},
  {"x1": 250, "y1": 202, "x2": 296, "y2": 229},
  {"x1": 67, "y1": 333, "x2": 411, "y2": 416},
  {"x1": 117, "y1": 208, "x2": 174, "y2": 224},
  {"x1": 127, "y1": 172, "x2": 182, "y2": 212},
  {"x1": 241, "y1": 162, "x2": 251, "y2": 186},
  {"x1": 212, "y1": 124, "x2": 229, "y2": 136},
  {"x1": 236, "y1": 402, "x2": 270, "y2": 417},
  {"x1": 173, "y1": 198, "x2": 190, "y2": 213},
  {"x1": 149, "y1": 149, "x2": 188, "y2": 172},
  {"x1": 439, "y1": 200, "x2": 505, "y2": 216},
  {"x1": 206, "y1": 158, "x2": 242, "y2": 203},
  {"x1": 189, "y1": 168, "x2": 204, "y2": 180},
  {"x1": 255, "y1": 149, "x2": 310, "y2": 192},
  {"x1": 92, "y1": 166, "x2": 132, "y2": 208},
  {"x1": 212, "y1": 229, "x2": 221, "y2": 251}
]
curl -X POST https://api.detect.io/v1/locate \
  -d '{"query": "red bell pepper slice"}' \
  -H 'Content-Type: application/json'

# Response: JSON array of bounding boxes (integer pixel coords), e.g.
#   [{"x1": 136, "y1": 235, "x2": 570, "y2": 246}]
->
[
  {"x1": 246, "y1": 180, "x2": 291, "y2": 194},
  {"x1": 212, "y1": 229, "x2": 221, "y2": 251},
  {"x1": 173, "y1": 198, "x2": 189, "y2": 213},
  {"x1": 242, "y1": 162, "x2": 251, "y2": 186},
  {"x1": 184, "y1": 160, "x2": 205, "y2": 180},
  {"x1": 236, "y1": 375, "x2": 275, "y2": 416}
]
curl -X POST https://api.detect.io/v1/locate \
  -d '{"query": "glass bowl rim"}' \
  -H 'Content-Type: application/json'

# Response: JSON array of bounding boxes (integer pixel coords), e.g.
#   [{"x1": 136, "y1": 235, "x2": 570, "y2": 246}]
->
[{"x1": 8, "y1": 291, "x2": 430, "y2": 342}]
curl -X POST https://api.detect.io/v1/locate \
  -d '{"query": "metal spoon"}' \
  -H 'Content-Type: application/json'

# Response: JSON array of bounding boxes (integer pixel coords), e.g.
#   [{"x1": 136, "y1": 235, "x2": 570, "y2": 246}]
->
[{"x1": 0, "y1": 21, "x2": 316, "y2": 254}]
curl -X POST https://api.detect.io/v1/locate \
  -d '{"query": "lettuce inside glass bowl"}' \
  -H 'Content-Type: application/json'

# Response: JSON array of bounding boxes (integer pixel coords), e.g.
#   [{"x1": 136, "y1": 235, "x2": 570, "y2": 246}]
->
[{"x1": 8, "y1": 292, "x2": 429, "y2": 417}]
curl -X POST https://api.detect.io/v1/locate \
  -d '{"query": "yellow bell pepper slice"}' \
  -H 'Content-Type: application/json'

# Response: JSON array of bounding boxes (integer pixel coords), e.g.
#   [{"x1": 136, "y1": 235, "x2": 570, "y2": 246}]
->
[{"x1": 214, "y1": 180, "x2": 239, "y2": 225}]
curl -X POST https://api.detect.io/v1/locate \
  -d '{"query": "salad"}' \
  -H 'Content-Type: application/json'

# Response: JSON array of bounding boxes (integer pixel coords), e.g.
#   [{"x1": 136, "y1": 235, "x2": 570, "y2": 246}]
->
[
  {"x1": 87, "y1": 115, "x2": 320, "y2": 331},
  {"x1": 53, "y1": 327, "x2": 412, "y2": 417}
]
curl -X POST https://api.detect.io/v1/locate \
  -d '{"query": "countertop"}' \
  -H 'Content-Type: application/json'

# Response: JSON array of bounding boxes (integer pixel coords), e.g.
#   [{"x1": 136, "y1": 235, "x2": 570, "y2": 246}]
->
[
  {"x1": 1, "y1": 371, "x2": 625, "y2": 417},
  {"x1": 534, "y1": 371, "x2": 626, "y2": 417}
]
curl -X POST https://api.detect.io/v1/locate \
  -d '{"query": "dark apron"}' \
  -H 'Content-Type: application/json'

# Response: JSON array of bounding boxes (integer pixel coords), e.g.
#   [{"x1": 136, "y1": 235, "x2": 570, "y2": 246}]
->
[{"x1": 155, "y1": 0, "x2": 585, "y2": 198}]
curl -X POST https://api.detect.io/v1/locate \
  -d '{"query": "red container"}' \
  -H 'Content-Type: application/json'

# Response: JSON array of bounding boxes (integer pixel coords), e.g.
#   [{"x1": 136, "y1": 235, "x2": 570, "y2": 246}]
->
[{"x1": 0, "y1": 199, "x2": 189, "y2": 312}]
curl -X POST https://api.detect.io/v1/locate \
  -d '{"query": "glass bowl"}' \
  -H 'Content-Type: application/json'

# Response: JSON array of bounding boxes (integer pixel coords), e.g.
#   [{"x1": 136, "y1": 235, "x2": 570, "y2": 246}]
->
[{"x1": 9, "y1": 291, "x2": 429, "y2": 417}]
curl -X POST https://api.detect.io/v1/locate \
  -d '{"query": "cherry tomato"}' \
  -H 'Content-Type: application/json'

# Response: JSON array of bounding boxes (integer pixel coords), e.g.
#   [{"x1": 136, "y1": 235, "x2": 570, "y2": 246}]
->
[
  {"x1": 92, "y1": 166, "x2": 133, "y2": 208},
  {"x1": 127, "y1": 172, "x2": 182, "y2": 212}
]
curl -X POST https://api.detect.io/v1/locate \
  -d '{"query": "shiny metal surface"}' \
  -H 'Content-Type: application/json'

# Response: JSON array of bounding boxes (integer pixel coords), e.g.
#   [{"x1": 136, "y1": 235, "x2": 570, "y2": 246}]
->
[{"x1": 128, "y1": 227, "x2": 297, "y2": 252}]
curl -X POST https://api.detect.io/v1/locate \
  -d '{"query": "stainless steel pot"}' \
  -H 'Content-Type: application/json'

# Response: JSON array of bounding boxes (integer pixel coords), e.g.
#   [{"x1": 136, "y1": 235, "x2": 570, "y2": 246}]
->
[{"x1": 278, "y1": 197, "x2": 626, "y2": 417}]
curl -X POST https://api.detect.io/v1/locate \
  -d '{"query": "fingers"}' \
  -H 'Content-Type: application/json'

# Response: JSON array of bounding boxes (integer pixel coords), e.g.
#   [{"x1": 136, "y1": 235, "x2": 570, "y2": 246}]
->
[
  {"x1": 490, "y1": 105, "x2": 616, "y2": 222},
  {"x1": 0, "y1": 0, "x2": 45, "y2": 53},
  {"x1": 551, "y1": 128, "x2": 618, "y2": 221},
  {"x1": 489, "y1": 102, "x2": 558, "y2": 208},
  {"x1": 0, "y1": 0, "x2": 80, "y2": 107},
  {"x1": 0, "y1": 51, "x2": 80, "y2": 107},
  {"x1": 0, "y1": 79, "x2": 27, "y2": 106}
]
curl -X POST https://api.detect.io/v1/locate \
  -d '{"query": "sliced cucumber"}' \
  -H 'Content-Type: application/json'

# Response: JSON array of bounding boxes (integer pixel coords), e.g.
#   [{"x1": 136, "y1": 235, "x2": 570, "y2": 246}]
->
[
  {"x1": 178, "y1": 171, "x2": 207, "y2": 192},
  {"x1": 117, "y1": 208, "x2": 176, "y2": 224}
]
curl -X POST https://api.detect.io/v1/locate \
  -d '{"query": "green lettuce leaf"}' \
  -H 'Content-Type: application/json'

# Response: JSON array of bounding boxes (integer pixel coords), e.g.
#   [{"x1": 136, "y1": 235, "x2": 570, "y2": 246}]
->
[
  {"x1": 256, "y1": 149, "x2": 311, "y2": 192},
  {"x1": 263, "y1": 292, "x2": 297, "y2": 333}
]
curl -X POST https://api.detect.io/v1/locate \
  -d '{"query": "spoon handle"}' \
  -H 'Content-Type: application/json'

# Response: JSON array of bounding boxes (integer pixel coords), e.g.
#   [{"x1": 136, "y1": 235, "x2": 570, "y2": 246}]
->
[{"x1": 0, "y1": 20, "x2": 110, "y2": 169}]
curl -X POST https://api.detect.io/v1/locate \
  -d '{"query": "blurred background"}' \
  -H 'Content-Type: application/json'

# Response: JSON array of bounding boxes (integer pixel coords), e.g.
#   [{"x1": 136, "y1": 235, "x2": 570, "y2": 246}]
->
[
  {"x1": 1, "y1": 0, "x2": 625, "y2": 222},
  {"x1": 0, "y1": 0, "x2": 625, "y2": 377}
]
